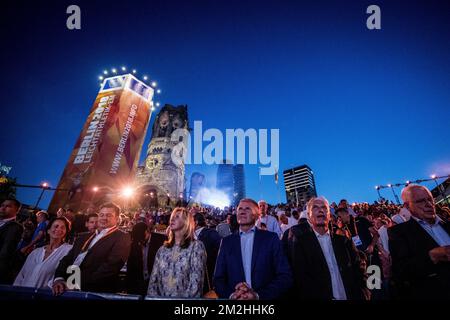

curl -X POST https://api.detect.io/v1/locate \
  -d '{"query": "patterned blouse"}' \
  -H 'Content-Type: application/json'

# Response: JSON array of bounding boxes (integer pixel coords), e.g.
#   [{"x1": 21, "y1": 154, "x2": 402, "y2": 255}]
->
[{"x1": 147, "y1": 240, "x2": 207, "y2": 298}]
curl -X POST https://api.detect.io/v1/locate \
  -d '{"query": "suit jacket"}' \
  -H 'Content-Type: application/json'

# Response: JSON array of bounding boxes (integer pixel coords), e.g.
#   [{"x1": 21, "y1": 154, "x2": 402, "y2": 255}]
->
[
  {"x1": 213, "y1": 228, "x2": 292, "y2": 299},
  {"x1": 0, "y1": 220, "x2": 23, "y2": 284},
  {"x1": 286, "y1": 223, "x2": 366, "y2": 300},
  {"x1": 198, "y1": 227, "x2": 222, "y2": 293},
  {"x1": 55, "y1": 228, "x2": 131, "y2": 293},
  {"x1": 126, "y1": 232, "x2": 167, "y2": 295},
  {"x1": 388, "y1": 218, "x2": 450, "y2": 299}
]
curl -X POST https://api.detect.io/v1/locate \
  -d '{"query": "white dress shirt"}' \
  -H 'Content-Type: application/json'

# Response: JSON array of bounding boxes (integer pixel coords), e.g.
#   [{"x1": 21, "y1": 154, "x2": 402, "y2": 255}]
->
[
  {"x1": 14, "y1": 243, "x2": 72, "y2": 288},
  {"x1": 194, "y1": 227, "x2": 205, "y2": 240},
  {"x1": 73, "y1": 226, "x2": 116, "y2": 266},
  {"x1": 257, "y1": 215, "x2": 282, "y2": 238},
  {"x1": 0, "y1": 217, "x2": 16, "y2": 229},
  {"x1": 413, "y1": 216, "x2": 450, "y2": 246},
  {"x1": 239, "y1": 226, "x2": 256, "y2": 288},
  {"x1": 378, "y1": 225, "x2": 390, "y2": 253},
  {"x1": 313, "y1": 229, "x2": 347, "y2": 300}
]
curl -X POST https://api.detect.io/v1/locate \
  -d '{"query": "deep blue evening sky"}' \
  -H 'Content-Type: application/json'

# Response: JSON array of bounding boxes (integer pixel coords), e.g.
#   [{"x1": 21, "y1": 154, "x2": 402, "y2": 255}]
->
[{"x1": 1, "y1": 0, "x2": 449, "y2": 209}]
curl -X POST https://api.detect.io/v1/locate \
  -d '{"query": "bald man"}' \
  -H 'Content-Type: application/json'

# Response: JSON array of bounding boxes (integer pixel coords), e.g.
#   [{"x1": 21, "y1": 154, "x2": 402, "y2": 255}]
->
[
  {"x1": 256, "y1": 200, "x2": 282, "y2": 238},
  {"x1": 388, "y1": 184, "x2": 450, "y2": 299}
]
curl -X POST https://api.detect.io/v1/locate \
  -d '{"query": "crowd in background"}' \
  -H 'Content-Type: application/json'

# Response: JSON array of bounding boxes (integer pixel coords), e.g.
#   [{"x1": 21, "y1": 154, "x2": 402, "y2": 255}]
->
[{"x1": 0, "y1": 183, "x2": 449, "y2": 300}]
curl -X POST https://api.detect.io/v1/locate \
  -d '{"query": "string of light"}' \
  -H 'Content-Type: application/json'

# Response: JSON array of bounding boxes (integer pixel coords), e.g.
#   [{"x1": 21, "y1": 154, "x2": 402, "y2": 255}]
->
[{"x1": 97, "y1": 67, "x2": 162, "y2": 111}]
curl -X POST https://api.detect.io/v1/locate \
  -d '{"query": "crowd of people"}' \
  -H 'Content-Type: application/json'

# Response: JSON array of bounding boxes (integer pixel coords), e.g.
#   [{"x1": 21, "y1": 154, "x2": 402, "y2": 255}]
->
[{"x1": 0, "y1": 183, "x2": 449, "y2": 300}]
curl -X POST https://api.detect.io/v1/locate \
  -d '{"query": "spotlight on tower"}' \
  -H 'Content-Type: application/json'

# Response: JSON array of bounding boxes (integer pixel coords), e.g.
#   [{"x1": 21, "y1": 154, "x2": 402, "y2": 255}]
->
[{"x1": 151, "y1": 81, "x2": 157, "y2": 87}]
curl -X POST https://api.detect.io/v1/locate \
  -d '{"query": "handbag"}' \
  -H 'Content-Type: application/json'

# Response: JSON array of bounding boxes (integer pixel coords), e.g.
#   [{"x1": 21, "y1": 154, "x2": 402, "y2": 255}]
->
[
  {"x1": 203, "y1": 261, "x2": 218, "y2": 299},
  {"x1": 203, "y1": 269, "x2": 219, "y2": 299}
]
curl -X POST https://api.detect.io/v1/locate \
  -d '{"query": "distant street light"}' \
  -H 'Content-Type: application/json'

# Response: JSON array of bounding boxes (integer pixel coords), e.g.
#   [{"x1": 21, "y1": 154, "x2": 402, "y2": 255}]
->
[{"x1": 35, "y1": 182, "x2": 50, "y2": 209}]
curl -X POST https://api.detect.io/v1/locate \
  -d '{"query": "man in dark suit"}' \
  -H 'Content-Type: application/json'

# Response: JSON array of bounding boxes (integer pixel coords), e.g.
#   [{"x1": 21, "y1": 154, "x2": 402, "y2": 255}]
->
[
  {"x1": 194, "y1": 212, "x2": 221, "y2": 294},
  {"x1": 214, "y1": 198, "x2": 292, "y2": 300},
  {"x1": 388, "y1": 184, "x2": 450, "y2": 299},
  {"x1": 126, "y1": 222, "x2": 167, "y2": 295},
  {"x1": 52, "y1": 202, "x2": 131, "y2": 295},
  {"x1": 286, "y1": 197, "x2": 367, "y2": 300},
  {"x1": 0, "y1": 198, "x2": 23, "y2": 284}
]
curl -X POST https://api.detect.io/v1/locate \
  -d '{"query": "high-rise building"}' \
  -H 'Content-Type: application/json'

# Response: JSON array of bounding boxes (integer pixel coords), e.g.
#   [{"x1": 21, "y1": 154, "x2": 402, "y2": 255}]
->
[
  {"x1": 283, "y1": 164, "x2": 317, "y2": 208},
  {"x1": 189, "y1": 172, "x2": 205, "y2": 200},
  {"x1": 216, "y1": 159, "x2": 234, "y2": 203},
  {"x1": 216, "y1": 160, "x2": 246, "y2": 207},
  {"x1": 233, "y1": 164, "x2": 246, "y2": 206}
]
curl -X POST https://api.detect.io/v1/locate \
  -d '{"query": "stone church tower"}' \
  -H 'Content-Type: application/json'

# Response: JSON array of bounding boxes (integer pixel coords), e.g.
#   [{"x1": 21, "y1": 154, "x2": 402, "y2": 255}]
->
[{"x1": 136, "y1": 104, "x2": 188, "y2": 208}]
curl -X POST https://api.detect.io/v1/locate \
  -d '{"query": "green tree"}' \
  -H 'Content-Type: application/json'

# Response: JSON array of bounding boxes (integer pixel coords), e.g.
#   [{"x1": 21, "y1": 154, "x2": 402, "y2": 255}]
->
[{"x1": 0, "y1": 176, "x2": 17, "y2": 202}]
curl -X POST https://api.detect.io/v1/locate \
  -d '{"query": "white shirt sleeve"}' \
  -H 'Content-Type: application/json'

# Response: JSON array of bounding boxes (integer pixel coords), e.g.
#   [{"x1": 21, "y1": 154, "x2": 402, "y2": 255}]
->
[{"x1": 13, "y1": 248, "x2": 39, "y2": 287}]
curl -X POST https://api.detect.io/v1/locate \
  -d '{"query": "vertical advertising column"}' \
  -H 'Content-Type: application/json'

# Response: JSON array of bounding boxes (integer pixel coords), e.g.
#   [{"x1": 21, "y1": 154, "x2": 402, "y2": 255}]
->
[{"x1": 48, "y1": 74, "x2": 154, "y2": 213}]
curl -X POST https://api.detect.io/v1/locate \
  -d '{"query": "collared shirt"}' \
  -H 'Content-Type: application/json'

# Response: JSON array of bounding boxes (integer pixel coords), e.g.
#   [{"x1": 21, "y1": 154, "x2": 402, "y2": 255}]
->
[
  {"x1": 0, "y1": 217, "x2": 16, "y2": 229},
  {"x1": 216, "y1": 223, "x2": 231, "y2": 238},
  {"x1": 413, "y1": 216, "x2": 450, "y2": 246},
  {"x1": 73, "y1": 226, "x2": 116, "y2": 266},
  {"x1": 257, "y1": 215, "x2": 282, "y2": 238},
  {"x1": 194, "y1": 227, "x2": 205, "y2": 240},
  {"x1": 313, "y1": 229, "x2": 347, "y2": 300},
  {"x1": 239, "y1": 226, "x2": 256, "y2": 288},
  {"x1": 378, "y1": 225, "x2": 390, "y2": 253}
]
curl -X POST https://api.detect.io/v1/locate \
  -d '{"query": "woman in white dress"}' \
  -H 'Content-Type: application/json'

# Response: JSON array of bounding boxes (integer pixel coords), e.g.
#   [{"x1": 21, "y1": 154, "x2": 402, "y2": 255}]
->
[{"x1": 14, "y1": 217, "x2": 72, "y2": 288}]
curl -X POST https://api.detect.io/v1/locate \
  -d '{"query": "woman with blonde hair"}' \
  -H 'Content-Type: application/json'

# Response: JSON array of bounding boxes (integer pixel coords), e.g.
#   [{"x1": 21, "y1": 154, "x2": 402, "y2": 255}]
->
[{"x1": 147, "y1": 207, "x2": 206, "y2": 298}]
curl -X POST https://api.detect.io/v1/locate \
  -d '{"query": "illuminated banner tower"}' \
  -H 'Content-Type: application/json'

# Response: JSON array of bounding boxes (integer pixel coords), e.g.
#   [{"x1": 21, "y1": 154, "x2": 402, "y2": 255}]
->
[{"x1": 48, "y1": 74, "x2": 154, "y2": 213}]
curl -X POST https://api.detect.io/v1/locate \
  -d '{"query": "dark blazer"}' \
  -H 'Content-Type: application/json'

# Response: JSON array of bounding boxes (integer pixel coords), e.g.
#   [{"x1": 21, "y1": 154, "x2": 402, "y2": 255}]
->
[
  {"x1": 55, "y1": 228, "x2": 131, "y2": 293},
  {"x1": 286, "y1": 223, "x2": 366, "y2": 300},
  {"x1": 0, "y1": 220, "x2": 23, "y2": 284},
  {"x1": 388, "y1": 218, "x2": 450, "y2": 299},
  {"x1": 126, "y1": 232, "x2": 167, "y2": 295},
  {"x1": 198, "y1": 227, "x2": 222, "y2": 293},
  {"x1": 213, "y1": 228, "x2": 292, "y2": 299}
]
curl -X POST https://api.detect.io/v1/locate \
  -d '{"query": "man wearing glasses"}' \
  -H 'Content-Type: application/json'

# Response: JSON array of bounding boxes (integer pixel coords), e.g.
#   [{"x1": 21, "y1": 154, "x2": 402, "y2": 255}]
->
[{"x1": 389, "y1": 184, "x2": 450, "y2": 299}]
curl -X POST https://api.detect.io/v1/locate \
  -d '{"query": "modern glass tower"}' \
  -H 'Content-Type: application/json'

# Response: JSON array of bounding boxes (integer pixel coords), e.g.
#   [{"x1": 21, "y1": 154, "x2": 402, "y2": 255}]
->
[{"x1": 283, "y1": 164, "x2": 317, "y2": 208}]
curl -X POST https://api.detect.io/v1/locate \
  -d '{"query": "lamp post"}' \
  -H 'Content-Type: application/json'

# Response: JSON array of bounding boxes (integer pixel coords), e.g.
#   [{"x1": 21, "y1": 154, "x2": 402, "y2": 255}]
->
[
  {"x1": 375, "y1": 186, "x2": 381, "y2": 200},
  {"x1": 35, "y1": 182, "x2": 49, "y2": 209},
  {"x1": 431, "y1": 174, "x2": 448, "y2": 204},
  {"x1": 179, "y1": 193, "x2": 184, "y2": 207},
  {"x1": 388, "y1": 184, "x2": 400, "y2": 205},
  {"x1": 91, "y1": 186, "x2": 99, "y2": 205},
  {"x1": 121, "y1": 186, "x2": 134, "y2": 211}
]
